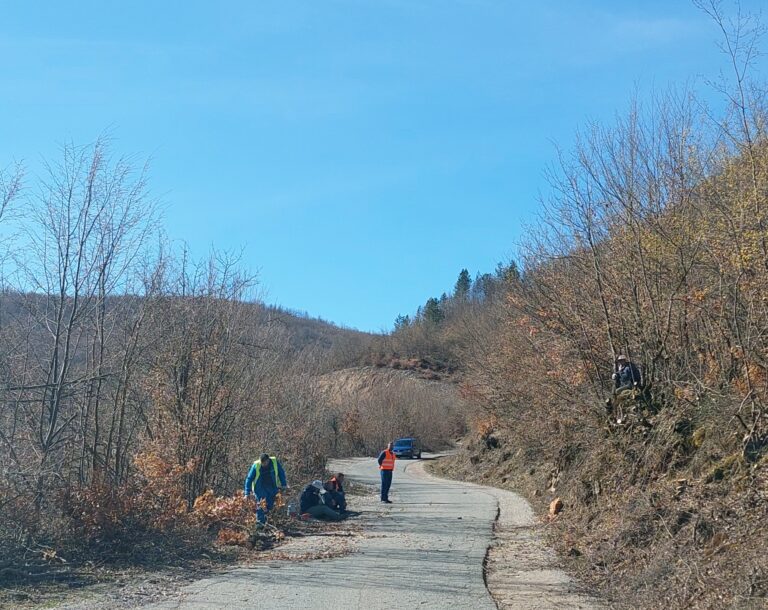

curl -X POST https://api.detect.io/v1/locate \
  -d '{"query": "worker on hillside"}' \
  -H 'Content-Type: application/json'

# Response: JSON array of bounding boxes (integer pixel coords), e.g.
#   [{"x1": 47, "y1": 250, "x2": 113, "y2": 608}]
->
[
  {"x1": 377, "y1": 442, "x2": 396, "y2": 503},
  {"x1": 613, "y1": 355, "x2": 642, "y2": 394},
  {"x1": 324, "y1": 472, "x2": 346, "y2": 512},
  {"x1": 244, "y1": 453, "x2": 287, "y2": 525},
  {"x1": 300, "y1": 480, "x2": 344, "y2": 521}
]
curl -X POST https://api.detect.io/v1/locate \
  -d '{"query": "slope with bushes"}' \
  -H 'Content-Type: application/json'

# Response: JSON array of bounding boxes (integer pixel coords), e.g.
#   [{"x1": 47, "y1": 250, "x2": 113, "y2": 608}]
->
[{"x1": 388, "y1": 20, "x2": 768, "y2": 610}]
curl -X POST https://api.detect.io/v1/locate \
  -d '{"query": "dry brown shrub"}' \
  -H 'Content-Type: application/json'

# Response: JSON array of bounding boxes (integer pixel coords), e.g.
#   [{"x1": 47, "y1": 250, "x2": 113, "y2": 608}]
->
[
  {"x1": 65, "y1": 446, "x2": 198, "y2": 542},
  {"x1": 216, "y1": 527, "x2": 249, "y2": 546},
  {"x1": 475, "y1": 415, "x2": 498, "y2": 440},
  {"x1": 191, "y1": 490, "x2": 256, "y2": 528}
]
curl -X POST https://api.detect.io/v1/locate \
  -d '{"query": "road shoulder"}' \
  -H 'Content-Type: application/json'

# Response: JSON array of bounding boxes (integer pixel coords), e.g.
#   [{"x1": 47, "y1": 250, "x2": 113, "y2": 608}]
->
[{"x1": 420, "y1": 458, "x2": 606, "y2": 609}]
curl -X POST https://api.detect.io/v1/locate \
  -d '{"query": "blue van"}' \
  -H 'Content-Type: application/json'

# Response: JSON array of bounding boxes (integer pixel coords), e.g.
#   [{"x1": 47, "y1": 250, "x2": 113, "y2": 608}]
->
[{"x1": 392, "y1": 437, "x2": 422, "y2": 459}]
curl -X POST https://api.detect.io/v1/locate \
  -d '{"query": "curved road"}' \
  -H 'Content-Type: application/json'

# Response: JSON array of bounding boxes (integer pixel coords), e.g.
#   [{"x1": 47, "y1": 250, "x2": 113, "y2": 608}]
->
[{"x1": 144, "y1": 456, "x2": 600, "y2": 609}]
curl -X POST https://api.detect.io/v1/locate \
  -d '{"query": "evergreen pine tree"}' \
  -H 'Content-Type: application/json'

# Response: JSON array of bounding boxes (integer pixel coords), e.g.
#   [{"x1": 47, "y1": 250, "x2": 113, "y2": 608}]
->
[
  {"x1": 423, "y1": 297, "x2": 444, "y2": 325},
  {"x1": 394, "y1": 314, "x2": 411, "y2": 330},
  {"x1": 454, "y1": 268, "x2": 471, "y2": 299},
  {"x1": 495, "y1": 260, "x2": 520, "y2": 282}
]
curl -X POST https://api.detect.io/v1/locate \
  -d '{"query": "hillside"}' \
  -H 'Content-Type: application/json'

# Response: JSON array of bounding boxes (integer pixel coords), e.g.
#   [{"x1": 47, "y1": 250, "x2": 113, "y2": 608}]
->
[
  {"x1": 388, "y1": 91, "x2": 768, "y2": 608},
  {"x1": 315, "y1": 365, "x2": 465, "y2": 456},
  {"x1": 318, "y1": 364, "x2": 452, "y2": 401}
]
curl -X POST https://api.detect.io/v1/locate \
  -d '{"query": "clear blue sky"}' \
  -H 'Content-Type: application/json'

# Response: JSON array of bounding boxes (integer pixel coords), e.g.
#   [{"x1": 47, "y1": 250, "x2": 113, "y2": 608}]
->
[{"x1": 1, "y1": 1, "x2": 765, "y2": 332}]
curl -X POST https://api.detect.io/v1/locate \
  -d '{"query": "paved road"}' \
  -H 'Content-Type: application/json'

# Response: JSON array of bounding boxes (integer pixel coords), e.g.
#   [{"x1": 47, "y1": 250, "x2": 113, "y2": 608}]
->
[{"x1": 143, "y1": 456, "x2": 599, "y2": 609}]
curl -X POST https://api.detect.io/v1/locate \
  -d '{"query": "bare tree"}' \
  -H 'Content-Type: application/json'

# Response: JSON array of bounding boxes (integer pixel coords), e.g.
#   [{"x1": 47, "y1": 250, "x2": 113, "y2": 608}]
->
[{"x1": 3, "y1": 138, "x2": 156, "y2": 509}]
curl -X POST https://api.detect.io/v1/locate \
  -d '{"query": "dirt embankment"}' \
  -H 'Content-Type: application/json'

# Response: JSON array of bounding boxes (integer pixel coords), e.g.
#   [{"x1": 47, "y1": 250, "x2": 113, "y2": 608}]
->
[
  {"x1": 431, "y1": 430, "x2": 767, "y2": 610},
  {"x1": 315, "y1": 365, "x2": 466, "y2": 453},
  {"x1": 316, "y1": 364, "x2": 453, "y2": 403}
]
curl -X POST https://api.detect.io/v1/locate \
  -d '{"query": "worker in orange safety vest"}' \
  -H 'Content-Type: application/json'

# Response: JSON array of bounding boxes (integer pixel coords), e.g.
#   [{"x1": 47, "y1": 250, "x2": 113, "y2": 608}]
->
[{"x1": 377, "y1": 442, "x2": 396, "y2": 503}]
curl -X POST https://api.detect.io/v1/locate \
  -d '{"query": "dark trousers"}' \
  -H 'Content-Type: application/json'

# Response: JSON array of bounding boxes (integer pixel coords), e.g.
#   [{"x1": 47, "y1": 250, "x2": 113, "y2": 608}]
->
[
  {"x1": 328, "y1": 490, "x2": 346, "y2": 511},
  {"x1": 307, "y1": 504, "x2": 344, "y2": 521},
  {"x1": 380, "y1": 469, "x2": 393, "y2": 501}
]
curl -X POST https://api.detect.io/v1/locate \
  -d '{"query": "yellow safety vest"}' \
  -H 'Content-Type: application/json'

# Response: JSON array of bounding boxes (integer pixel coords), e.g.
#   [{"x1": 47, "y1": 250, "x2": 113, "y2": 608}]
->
[{"x1": 252, "y1": 457, "x2": 280, "y2": 492}]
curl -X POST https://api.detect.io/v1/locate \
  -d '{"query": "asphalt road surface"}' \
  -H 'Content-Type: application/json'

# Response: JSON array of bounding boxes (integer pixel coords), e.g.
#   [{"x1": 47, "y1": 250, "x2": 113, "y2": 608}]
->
[{"x1": 143, "y1": 456, "x2": 601, "y2": 609}]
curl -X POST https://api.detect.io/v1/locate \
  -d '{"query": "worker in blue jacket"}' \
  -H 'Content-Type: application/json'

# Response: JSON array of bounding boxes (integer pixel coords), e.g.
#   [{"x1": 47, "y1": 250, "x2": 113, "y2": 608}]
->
[{"x1": 244, "y1": 453, "x2": 287, "y2": 524}]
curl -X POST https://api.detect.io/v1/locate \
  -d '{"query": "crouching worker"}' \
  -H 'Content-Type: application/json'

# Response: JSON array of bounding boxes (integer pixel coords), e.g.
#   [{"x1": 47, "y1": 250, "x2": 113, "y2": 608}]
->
[
  {"x1": 324, "y1": 473, "x2": 346, "y2": 512},
  {"x1": 613, "y1": 355, "x2": 642, "y2": 394},
  {"x1": 300, "y1": 480, "x2": 344, "y2": 521},
  {"x1": 244, "y1": 453, "x2": 287, "y2": 525}
]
